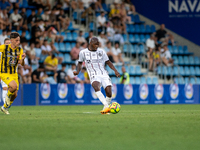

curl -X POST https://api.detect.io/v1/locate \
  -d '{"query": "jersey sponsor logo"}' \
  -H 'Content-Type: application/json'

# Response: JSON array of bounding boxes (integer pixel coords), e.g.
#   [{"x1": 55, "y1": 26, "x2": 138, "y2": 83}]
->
[
  {"x1": 57, "y1": 83, "x2": 68, "y2": 99},
  {"x1": 40, "y1": 83, "x2": 51, "y2": 99},
  {"x1": 91, "y1": 86, "x2": 97, "y2": 99},
  {"x1": 184, "y1": 84, "x2": 193, "y2": 99},
  {"x1": 170, "y1": 84, "x2": 179, "y2": 99},
  {"x1": 123, "y1": 84, "x2": 133, "y2": 100},
  {"x1": 112, "y1": 84, "x2": 117, "y2": 99},
  {"x1": 154, "y1": 84, "x2": 164, "y2": 100},
  {"x1": 74, "y1": 83, "x2": 84, "y2": 98},
  {"x1": 139, "y1": 84, "x2": 149, "y2": 100}
]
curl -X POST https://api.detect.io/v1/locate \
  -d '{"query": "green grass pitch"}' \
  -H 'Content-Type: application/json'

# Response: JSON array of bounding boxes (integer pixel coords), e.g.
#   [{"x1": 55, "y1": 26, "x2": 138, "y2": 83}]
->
[{"x1": 0, "y1": 105, "x2": 200, "y2": 150}]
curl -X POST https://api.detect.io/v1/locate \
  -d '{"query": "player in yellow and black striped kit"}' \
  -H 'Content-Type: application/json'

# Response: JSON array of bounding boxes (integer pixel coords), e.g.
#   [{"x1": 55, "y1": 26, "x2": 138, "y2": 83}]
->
[{"x1": 0, "y1": 32, "x2": 26, "y2": 114}]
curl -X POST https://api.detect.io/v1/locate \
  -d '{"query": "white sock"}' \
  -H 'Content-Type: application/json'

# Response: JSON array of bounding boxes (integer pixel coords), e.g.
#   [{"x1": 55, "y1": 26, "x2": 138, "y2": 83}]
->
[
  {"x1": 95, "y1": 91, "x2": 109, "y2": 108},
  {"x1": 2, "y1": 90, "x2": 7, "y2": 104},
  {"x1": 106, "y1": 97, "x2": 112, "y2": 105}
]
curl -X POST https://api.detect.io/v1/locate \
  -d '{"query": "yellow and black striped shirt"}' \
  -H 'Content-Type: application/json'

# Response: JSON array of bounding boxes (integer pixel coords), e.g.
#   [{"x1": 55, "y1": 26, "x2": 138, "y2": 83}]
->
[{"x1": 0, "y1": 44, "x2": 23, "y2": 74}]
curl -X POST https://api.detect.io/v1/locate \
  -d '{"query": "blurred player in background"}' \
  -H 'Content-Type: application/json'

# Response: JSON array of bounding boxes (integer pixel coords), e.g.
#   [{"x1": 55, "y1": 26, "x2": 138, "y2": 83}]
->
[
  {"x1": 0, "y1": 32, "x2": 26, "y2": 115},
  {"x1": 0, "y1": 38, "x2": 10, "y2": 104},
  {"x1": 73, "y1": 37, "x2": 120, "y2": 114}
]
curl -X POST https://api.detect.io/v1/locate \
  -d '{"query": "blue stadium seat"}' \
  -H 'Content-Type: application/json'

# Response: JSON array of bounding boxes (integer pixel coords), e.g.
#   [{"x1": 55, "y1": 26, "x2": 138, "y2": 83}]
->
[
  {"x1": 130, "y1": 77, "x2": 135, "y2": 84},
  {"x1": 89, "y1": 22, "x2": 96, "y2": 31},
  {"x1": 173, "y1": 66, "x2": 179, "y2": 76},
  {"x1": 178, "y1": 46, "x2": 183, "y2": 54},
  {"x1": 151, "y1": 25, "x2": 156, "y2": 32},
  {"x1": 135, "y1": 66, "x2": 141, "y2": 75},
  {"x1": 145, "y1": 25, "x2": 151, "y2": 33},
  {"x1": 195, "y1": 67, "x2": 200, "y2": 76},
  {"x1": 189, "y1": 56, "x2": 194, "y2": 65},
  {"x1": 26, "y1": 9, "x2": 32, "y2": 17},
  {"x1": 59, "y1": 43, "x2": 66, "y2": 52},
  {"x1": 72, "y1": 32, "x2": 78, "y2": 41},
  {"x1": 0, "y1": 29, "x2": 2, "y2": 35},
  {"x1": 123, "y1": 44, "x2": 128, "y2": 53},
  {"x1": 65, "y1": 43, "x2": 71, "y2": 52},
  {"x1": 67, "y1": 22, "x2": 76, "y2": 31},
  {"x1": 111, "y1": 77, "x2": 118, "y2": 84},
  {"x1": 58, "y1": 53, "x2": 64, "y2": 58},
  {"x1": 129, "y1": 66, "x2": 135, "y2": 75},
  {"x1": 72, "y1": 12, "x2": 78, "y2": 20},
  {"x1": 146, "y1": 77, "x2": 152, "y2": 84},
  {"x1": 178, "y1": 77, "x2": 185, "y2": 84},
  {"x1": 196, "y1": 78, "x2": 200, "y2": 84},
  {"x1": 135, "y1": 25, "x2": 140, "y2": 33},
  {"x1": 184, "y1": 77, "x2": 189, "y2": 84},
  {"x1": 66, "y1": 32, "x2": 72, "y2": 41},
  {"x1": 54, "y1": 42, "x2": 59, "y2": 50},
  {"x1": 190, "y1": 77, "x2": 196, "y2": 84},
  {"x1": 167, "y1": 66, "x2": 173, "y2": 76},
  {"x1": 102, "y1": 3, "x2": 108, "y2": 12},
  {"x1": 172, "y1": 56, "x2": 178, "y2": 65},
  {"x1": 174, "y1": 77, "x2": 179, "y2": 84},
  {"x1": 61, "y1": 32, "x2": 67, "y2": 41},
  {"x1": 31, "y1": 64, "x2": 38, "y2": 71},
  {"x1": 122, "y1": 34, "x2": 129, "y2": 43},
  {"x1": 141, "y1": 77, "x2": 146, "y2": 84},
  {"x1": 129, "y1": 34, "x2": 135, "y2": 43},
  {"x1": 173, "y1": 45, "x2": 178, "y2": 54},
  {"x1": 57, "y1": 64, "x2": 62, "y2": 71},
  {"x1": 133, "y1": 45, "x2": 140, "y2": 54},
  {"x1": 134, "y1": 15, "x2": 142, "y2": 24},
  {"x1": 140, "y1": 24, "x2": 145, "y2": 33},
  {"x1": 168, "y1": 45, "x2": 173, "y2": 53},
  {"x1": 35, "y1": 48, "x2": 41, "y2": 57},
  {"x1": 117, "y1": 66, "x2": 122, "y2": 75},
  {"x1": 135, "y1": 77, "x2": 141, "y2": 84},
  {"x1": 190, "y1": 66, "x2": 195, "y2": 76},
  {"x1": 178, "y1": 56, "x2": 184, "y2": 65},
  {"x1": 179, "y1": 66, "x2": 185, "y2": 76},
  {"x1": 183, "y1": 45, "x2": 188, "y2": 53},
  {"x1": 18, "y1": 30, "x2": 22, "y2": 36},
  {"x1": 71, "y1": 42, "x2": 76, "y2": 48},
  {"x1": 130, "y1": 14, "x2": 135, "y2": 22},
  {"x1": 152, "y1": 77, "x2": 158, "y2": 84},
  {"x1": 183, "y1": 56, "x2": 189, "y2": 65},
  {"x1": 106, "y1": 66, "x2": 113, "y2": 75},
  {"x1": 64, "y1": 54, "x2": 71, "y2": 63},
  {"x1": 25, "y1": 31, "x2": 31, "y2": 40},
  {"x1": 129, "y1": 24, "x2": 135, "y2": 33},
  {"x1": 145, "y1": 34, "x2": 150, "y2": 41},
  {"x1": 140, "y1": 34, "x2": 145, "y2": 43},
  {"x1": 125, "y1": 66, "x2": 129, "y2": 73},
  {"x1": 135, "y1": 34, "x2": 140, "y2": 43},
  {"x1": 130, "y1": 44, "x2": 134, "y2": 54},
  {"x1": 194, "y1": 57, "x2": 200, "y2": 65},
  {"x1": 184, "y1": 66, "x2": 190, "y2": 76},
  {"x1": 139, "y1": 44, "x2": 145, "y2": 53}
]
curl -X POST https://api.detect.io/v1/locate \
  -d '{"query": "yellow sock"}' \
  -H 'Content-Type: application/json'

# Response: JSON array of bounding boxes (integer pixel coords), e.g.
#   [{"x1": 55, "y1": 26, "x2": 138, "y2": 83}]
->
[
  {"x1": 3, "y1": 103, "x2": 8, "y2": 108},
  {"x1": 7, "y1": 90, "x2": 14, "y2": 98},
  {"x1": 10, "y1": 101, "x2": 13, "y2": 105},
  {"x1": 4, "y1": 90, "x2": 14, "y2": 107}
]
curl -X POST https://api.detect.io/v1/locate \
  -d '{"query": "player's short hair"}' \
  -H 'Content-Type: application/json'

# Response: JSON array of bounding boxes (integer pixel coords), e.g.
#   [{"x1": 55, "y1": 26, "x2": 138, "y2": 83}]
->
[
  {"x1": 10, "y1": 32, "x2": 20, "y2": 39},
  {"x1": 4, "y1": 38, "x2": 10, "y2": 43}
]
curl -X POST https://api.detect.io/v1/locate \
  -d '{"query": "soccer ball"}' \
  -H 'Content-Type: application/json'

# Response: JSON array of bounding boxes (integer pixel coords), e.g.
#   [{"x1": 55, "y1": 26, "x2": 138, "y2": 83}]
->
[{"x1": 109, "y1": 102, "x2": 121, "y2": 114}]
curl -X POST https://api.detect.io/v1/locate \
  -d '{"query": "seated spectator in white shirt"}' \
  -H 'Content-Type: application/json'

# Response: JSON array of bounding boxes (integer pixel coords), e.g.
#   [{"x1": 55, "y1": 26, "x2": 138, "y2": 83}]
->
[
  {"x1": 111, "y1": 42, "x2": 124, "y2": 64},
  {"x1": 0, "y1": 29, "x2": 8, "y2": 45},
  {"x1": 160, "y1": 44, "x2": 174, "y2": 66},
  {"x1": 67, "y1": 63, "x2": 77, "y2": 83},
  {"x1": 97, "y1": 11, "x2": 106, "y2": 32},
  {"x1": 9, "y1": 8, "x2": 22, "y2": 31},
  {"x1": 146, "y1": 34, "x2": 155, "y2": 58},
  {"x1": 107, "y1": 22, "x2": 115, "y2": 40},
  {"x1": 98, "y1": 32, "x2": 108, "y2": 48},
  {"x1": 77, "y1": 31, "x2": 86, "y2": 45}
]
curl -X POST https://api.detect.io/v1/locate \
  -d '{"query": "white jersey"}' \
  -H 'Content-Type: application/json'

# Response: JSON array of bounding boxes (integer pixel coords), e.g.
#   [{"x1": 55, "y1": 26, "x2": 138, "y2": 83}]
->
[{"x1": 78, "y1": 48, "x2": 109, "y2": 78}]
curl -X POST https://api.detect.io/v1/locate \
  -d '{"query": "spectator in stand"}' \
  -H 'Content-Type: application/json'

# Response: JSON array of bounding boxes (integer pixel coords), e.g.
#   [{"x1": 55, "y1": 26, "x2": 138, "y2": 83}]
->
[
  {"x1": 97, "y1": 11, "x2": 106, "y2": 32},
  {"x1": 54, "y1": 64, "x2": 68, "y2": 83},
  {"x1": 31, "y1": 64, "x2": 46, "y2": 83},
  {"x1": 155, "y1": 24, "x2": 175, "y2": 45},
  {"x1": 149, "y1": 47, "x2": 161, "y2": 72},
  {"x1": 20, "y1": 7, "x2": 28, "y2": 30},
  {"x1": 9, "y1": 8, "x2": 22, "y2": 31},
  {"x1": 80, "y1": 42, "x2": 88, "y2": 50},
  {"x1": 57, "y1": 9, "x2": 70, "y2": 31},
  {"x1": 109, "y1": 2, "x2": 121, "y2": 26},
  {"x1": 49, "y1": 7, "x2": 61, "y2": 32},
  {"x1": 119, "y1": 66, "x2": 130, "y2": 84},
  {"x1": 6, "y1": 30, "x2": 11, "y2": 38},
  {"x1": 50, "y1": 42, "x2": 63, "y2": 64},
  {"x1": 112, "y1": 42, "x2": 124, "y2": 64},
  {"x1": 18, "y1": 57, "x2": 32, "y2": 84},
  {"x1": 160, "y1": 44, "x2": 174, "y2": 66},
  {"x1": 0, "y1": 29, "x2": 8, "y2": 45},
  {"x1": 26, "y1": 42, "x2": 36, "y2": 61},
  {"x1": 123, "y1": 0, "x2": 136, "y2": 15},
  {"x1": 113, "y1": 30, "x2": 124, "y2": 44},
  {"x1": 30, "y1": 30, "x2": 42, "y2": 45},
  {"x1": 42, "y1": 9, "x2": 50, "y2": 21},
  {"x1": 70, "y1": 41, "x2": 80, "y2": 61},
  {"x1": 67, "y1": 63, "x2": 76, "y2": 83},
  {"x1": 106, "y1": 22, "x2": 115, "y2": 40},
  {"x1": 36, "y1": 7, "x2": 43, "y2": 21},
  {"x1": 98, "y1": 32, "x2": 108, "y2": 48},
  {"x1": 0, "y1": 0, "x2": 12, "y2": 12},
  {"x1": 31, "y1": 20, "x2": 41, "y2": 39},
  {"x1": 120, "y1": 3, "x2": 132, "y2": 24},
  {"x1": 44, "y1": 52, "x2": 58, "y2": 73},
  {"x1": 104, "y1": 41, "x2": 115, "y2": 63},
  {"x1": 77, "y1": 31, "x2": 87, "y2": 45},
  {"x1": 77, "y1": 67, "x2": 90, "y2": 84},
  {"x1": 86, "y1": 31, "x2": 93, "y2": 43},
  {"x1": 41, "y1": 39, "x2": 52, "y2": 55},
  {"x1": 146, "y1": 34, "x2": 155, "y2": 58},
  {"x1": 0, "y1": 9, "x2": 12, "y2": 30},
  {"x1": 20, "y1": 30, "x2": 28, "y2": 43}
]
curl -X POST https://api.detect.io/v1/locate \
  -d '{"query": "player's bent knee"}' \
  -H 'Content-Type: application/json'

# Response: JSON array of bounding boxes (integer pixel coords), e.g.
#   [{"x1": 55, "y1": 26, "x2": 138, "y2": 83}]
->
[{"x1": 8, "y1": 81, "x2": 18, "y2": 92}]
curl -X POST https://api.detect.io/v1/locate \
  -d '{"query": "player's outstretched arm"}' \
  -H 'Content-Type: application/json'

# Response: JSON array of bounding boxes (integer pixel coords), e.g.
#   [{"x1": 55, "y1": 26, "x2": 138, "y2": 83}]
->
[
  {"x1": 73, "y1": 62, "x2": 83, "y2": 75},
  {"x1": 106, "y1": 60, "x2": 120, "y2": 77}
]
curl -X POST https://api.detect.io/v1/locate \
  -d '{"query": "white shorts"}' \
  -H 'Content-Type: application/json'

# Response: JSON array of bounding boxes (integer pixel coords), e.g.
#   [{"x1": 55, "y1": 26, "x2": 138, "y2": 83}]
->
[
  {"x1": 1, "y1": 80, "x2": 8, "y2": 88},
  {"x1": 90, "y1": 75, "x2": 112, "y2": 89}
]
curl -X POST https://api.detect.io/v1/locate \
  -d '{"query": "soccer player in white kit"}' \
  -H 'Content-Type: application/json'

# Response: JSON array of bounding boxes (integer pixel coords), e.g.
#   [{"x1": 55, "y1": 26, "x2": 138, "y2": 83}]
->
[
  {"x1": 0, "y1": 38, "x2": 10, "y2": 103},
  {"x1": 73, "y1": 37, "x2": 120, "y2": 114}
]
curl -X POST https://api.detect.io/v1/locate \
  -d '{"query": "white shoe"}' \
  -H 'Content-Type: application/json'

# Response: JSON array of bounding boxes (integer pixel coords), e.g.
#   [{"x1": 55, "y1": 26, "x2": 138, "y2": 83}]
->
[
  {"x1": 5, "y1": 96, "x2": 10, "y2": 107},
  {"x1": 1, "y1": 106, "x2": 10, "y2": 115}
]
